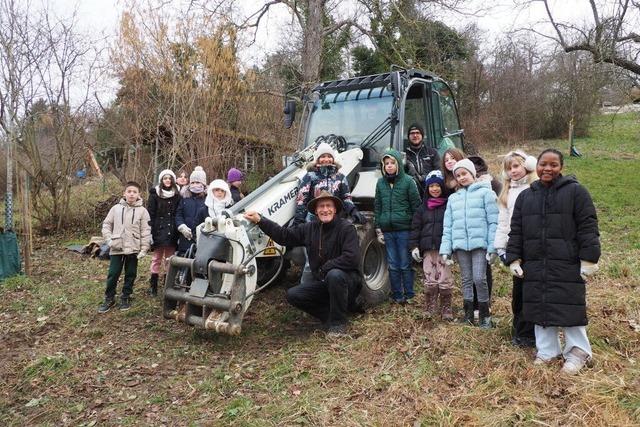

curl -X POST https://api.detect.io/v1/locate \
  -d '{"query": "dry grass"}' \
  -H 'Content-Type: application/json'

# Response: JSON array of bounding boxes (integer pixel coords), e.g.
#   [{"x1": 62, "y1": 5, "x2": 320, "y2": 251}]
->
[{"x1": 0, "y1": 114, "x2": 639, "y2": 426}]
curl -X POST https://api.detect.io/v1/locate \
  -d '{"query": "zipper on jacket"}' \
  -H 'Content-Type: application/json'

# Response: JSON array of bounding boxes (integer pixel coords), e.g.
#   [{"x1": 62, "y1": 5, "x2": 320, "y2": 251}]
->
[
  {"x1": 541, "y1": 187, "x2": 548, "y2": 326},
  {"x1": 132, "y1": 208, "x2": 136, "y2": 224}
]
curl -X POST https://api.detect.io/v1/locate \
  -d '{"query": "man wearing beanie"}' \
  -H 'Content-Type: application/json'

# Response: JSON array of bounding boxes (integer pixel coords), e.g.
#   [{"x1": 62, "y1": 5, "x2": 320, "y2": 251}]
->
[
  {"x1": 227, "y1": 167, "x2": 245, "y2": 203},
  {"x1": 405, "y1": 123, "x2": 440, "y2": 198}
]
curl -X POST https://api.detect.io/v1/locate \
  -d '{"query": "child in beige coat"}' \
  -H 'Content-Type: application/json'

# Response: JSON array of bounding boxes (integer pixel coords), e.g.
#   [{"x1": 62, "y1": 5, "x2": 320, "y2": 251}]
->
[{"x1": 98, "y1": 181, "x2": 151, "y2": 312}]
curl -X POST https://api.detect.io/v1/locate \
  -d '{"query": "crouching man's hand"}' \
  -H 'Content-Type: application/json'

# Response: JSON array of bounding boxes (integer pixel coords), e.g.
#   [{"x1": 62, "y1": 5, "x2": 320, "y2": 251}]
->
[{"x1": 243, "y1": 211, "x2": 262, "y2": 224}]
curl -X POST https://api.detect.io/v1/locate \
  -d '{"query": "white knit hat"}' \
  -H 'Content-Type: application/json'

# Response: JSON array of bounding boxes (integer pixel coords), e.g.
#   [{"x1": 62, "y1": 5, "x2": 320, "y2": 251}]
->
[
  {"x1": 157, "y1": 169, "x2": 176, "y2": 184},
  {"x1": 452, "y1": 158, "x2": 477, "y2": 177},
  {"x1": 189, "y1": 166, "x2": 207, "y2": 184},
  {"x1": 313, "y1": 143, "x2": 336, "y2": 163}
]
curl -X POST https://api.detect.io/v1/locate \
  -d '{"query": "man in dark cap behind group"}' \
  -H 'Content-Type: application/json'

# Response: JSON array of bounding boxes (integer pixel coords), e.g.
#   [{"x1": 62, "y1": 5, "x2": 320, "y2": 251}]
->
[
  {"x1": 243, "y1": 191, "x2": 362, "y2": 336},
  {"x1": 405, "y1": 123, "x2": 440, "y2": 197}
]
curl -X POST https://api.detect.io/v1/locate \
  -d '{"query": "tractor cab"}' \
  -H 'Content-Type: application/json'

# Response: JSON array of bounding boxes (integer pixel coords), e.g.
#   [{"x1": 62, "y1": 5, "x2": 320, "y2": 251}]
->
[{"x1": 288, "y1": 68, "x2": 464, "y2": 203}]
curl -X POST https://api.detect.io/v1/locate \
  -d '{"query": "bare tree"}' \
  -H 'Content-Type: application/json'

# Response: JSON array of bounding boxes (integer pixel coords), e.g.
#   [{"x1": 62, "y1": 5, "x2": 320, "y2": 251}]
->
[
  {"x1": 0, "y1": 0, "x2": 48, "y2": 229},
  {"x1": 0, "y1": 0, "x2": 101, "y2": 231},
  {"x1": 525, "y1": 0, "x2": 640, "y2": 76}
]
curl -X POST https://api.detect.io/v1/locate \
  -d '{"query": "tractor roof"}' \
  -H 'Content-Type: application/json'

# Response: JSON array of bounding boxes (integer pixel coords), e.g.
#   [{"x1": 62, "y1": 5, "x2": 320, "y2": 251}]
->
[{"x1": 312, "y1": 69, "x2": 440, "y2": 94}]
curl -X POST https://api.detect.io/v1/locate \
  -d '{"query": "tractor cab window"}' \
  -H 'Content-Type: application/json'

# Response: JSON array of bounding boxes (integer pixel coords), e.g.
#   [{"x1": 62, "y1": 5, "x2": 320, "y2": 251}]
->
[
  {"x1": 402, "y1": 82, "x2": 431, "y2": 149},
  {"x1": 305, "y1": 86, "x2": 394, "y2": 167},
  {"x1": 430, "y1": 81, "x2": 463, "y2": 156}
]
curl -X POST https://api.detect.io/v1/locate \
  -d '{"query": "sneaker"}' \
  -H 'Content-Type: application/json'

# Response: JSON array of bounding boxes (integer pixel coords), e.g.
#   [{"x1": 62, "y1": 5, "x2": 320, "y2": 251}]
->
[
  {"x1": 404, "y1": 297, "x2": 415, "y2": 305},
  {"x1": 97, "y1": 298, "x2": 115, "y2": 314},
  {"x1": 391, "y1": 297, "x2": 406, "y2": 305},
  {"x1": 118, "y1": 296, "x2": 131, "y2": 311},
  {"x1": 560, "y1": 347, "x2": 591, "y2": 375},
  {"x1": 326, "y1": 324, "x2": 349, "y2": 338}
]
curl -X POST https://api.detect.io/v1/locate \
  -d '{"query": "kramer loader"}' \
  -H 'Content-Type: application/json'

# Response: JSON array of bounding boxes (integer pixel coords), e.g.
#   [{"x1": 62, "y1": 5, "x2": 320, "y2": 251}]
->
[{"x1": 162, "y1": 68, "x2": 465, "y2": 334}]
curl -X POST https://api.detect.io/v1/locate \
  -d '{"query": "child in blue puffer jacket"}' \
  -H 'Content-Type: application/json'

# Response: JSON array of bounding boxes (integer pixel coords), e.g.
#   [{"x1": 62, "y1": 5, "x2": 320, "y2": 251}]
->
[{"x1": 440, "y1": 158, "x2": 498, "y2": 328}]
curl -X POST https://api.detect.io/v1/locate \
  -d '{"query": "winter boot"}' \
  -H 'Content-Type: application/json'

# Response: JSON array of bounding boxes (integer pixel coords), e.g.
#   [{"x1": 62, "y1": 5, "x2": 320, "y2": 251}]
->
[
  {"x1": 463, "y1": 300, "x2": 474, "y2": 325},
  {"x1": 560, "y1": 347, "x2": 592, "y2": 375},
  {"x1": 97, "y1": 297, "x2": 115, "y2": 314},
  {"x1": 424, "y1": 284, "x2": 439, "y2": 318},
  {"x1": 439, "y1": 288, "x2": 454, "y2": 321},
  {"x1": 148, "y1": 273, "x2": 159, "y2": 297},
  {"x1": 478, "y1": 302, "x2": 492, "y2": 329}
]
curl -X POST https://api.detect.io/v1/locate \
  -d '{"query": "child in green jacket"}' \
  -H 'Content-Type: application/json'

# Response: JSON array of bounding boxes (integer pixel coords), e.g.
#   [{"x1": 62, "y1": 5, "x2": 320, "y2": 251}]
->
[{"x1": 374, "y1": 149, "x2": 421, "y2": 303}]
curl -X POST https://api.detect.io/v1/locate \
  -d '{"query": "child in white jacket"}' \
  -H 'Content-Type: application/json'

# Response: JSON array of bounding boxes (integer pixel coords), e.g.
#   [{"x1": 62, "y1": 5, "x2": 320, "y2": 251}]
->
[{"x1": 494, "y1": 150, "x2": 537, "y2": 347}]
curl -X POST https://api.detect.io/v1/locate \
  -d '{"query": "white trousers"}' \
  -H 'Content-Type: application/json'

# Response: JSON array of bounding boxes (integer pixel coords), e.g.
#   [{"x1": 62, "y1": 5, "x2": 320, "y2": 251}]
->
[{"x1": 535, "y1": 325, "x2": 592, "y2": 360}]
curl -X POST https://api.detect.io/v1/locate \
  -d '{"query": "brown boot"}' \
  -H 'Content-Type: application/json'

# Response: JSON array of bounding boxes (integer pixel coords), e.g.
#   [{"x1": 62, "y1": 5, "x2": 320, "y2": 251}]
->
[
  {"x1": 439, "y1": 288, "x2": 453, "y2": 321},
  {"x1": 424, "y1": 284, "x2": 439, "y2": 318}
]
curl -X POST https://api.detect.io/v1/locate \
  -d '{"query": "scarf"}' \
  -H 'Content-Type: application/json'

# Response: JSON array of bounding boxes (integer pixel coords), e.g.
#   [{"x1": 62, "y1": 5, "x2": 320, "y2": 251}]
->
[
  {"x1": 385, "y1": 173, "x2": 397, "y2": 184},
  {"x1": 156, "y1": 185, "x2": 176, "y2": 199},
  {"x1": 189, "y1": 182, "x2": 205, "y2": 194},
  {"x1": 427, "y1": 197, "x2": 446, "y2": 210},
  {"x1": 207, "y1": 197, "x2": 227, "y2": 218},
  {"x1": 510, "y1": 175, "x2": 529, "y2": 188}
]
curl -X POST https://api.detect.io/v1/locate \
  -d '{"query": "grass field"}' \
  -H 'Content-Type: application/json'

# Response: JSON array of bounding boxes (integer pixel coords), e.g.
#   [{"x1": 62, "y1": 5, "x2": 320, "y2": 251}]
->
[{"x1": 1, "y1": 113, "x2": 639, "y2": 426}]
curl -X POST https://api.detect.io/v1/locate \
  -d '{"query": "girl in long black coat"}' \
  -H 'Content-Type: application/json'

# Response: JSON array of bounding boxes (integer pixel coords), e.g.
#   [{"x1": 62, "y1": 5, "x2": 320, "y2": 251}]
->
[
  {"x1": 506, "y1": 149, "x2": 601, "y2": 375},
  {"x1": 147, "y1": 169, "x2": 180, "y2": 296}
]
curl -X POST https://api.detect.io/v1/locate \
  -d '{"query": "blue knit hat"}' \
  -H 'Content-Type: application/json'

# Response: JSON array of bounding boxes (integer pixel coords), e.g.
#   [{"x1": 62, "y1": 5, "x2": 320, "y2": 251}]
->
[{"x1": 425, "y1": 170, "x2": 444, "y2": 188}]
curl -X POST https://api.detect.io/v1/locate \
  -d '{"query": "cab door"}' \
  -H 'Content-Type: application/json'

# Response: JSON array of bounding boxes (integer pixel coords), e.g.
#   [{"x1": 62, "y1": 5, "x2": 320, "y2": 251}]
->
[{"x1": 428, "y1": 81, "x2": 464, "y2": 155}]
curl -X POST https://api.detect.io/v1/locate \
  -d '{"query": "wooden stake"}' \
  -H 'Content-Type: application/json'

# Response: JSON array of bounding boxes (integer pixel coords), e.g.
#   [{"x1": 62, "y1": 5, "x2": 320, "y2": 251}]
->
[{"x1": 19, "y1": 169, "x2": 32, "y2": 275}]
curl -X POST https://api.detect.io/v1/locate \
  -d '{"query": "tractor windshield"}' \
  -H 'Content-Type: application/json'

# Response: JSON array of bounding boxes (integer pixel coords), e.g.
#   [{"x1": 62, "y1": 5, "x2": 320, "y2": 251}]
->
[{"x1": 305, "y1": 86, "x2": 393, "y2": 151}]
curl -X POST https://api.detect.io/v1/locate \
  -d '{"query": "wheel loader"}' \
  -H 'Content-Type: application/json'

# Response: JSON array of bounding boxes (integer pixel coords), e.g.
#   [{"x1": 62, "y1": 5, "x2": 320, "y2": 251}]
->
[{"x1": 162, "y1": 68, "x2": 465, "y2": 334}]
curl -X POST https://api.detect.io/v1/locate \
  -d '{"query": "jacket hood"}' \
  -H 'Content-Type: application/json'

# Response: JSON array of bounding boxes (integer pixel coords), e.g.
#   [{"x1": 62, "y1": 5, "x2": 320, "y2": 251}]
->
[
  {"x1": 205, "y1": 179, "x2": 234, "y2": 209},
  {"x1": 465, "y1": 180, "x2": 491, "y2": 192},
  {"x1": 380, "y1": 148, "x2": 406, "y2": 178},
  {"x1": 467, "y1": 155, "x2": 488, "y2": 175},
  {"x1": 531, "y1": 174, "x2": 577, "y2": 191},
  {"x1": 119, "y1": 197, "x2": 144, "y2": 207}
]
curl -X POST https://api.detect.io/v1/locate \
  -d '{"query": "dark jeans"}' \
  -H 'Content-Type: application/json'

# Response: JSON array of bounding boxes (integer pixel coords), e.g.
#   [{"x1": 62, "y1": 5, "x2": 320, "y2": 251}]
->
[
  {"x1": 383, "y1": 230, "x2": 414, "y2": 300},
  {"x1": 473, "y1": 262, "x2": 493, "y2": 309},
  {"x1": 105, "y1": 254, "x2": 138, "y2": 299},
  {"x1": 286, "y1": 269, "x2": 361, "y2": 327},
  {"x1": 511, "y1": 276, "x2": 535, "y2": 340}
]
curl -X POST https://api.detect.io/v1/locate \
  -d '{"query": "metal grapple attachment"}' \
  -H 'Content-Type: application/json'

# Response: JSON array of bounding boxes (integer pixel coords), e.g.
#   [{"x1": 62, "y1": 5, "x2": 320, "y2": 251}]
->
[{"x1": 162, "y1": 218, "x2": 257, "y2": 335}]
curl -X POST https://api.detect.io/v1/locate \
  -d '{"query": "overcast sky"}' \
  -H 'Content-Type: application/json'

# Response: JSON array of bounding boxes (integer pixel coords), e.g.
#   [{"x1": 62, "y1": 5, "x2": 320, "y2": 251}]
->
[{"x1": 47, "y1": 0, "x2": 597, "y2": 103}]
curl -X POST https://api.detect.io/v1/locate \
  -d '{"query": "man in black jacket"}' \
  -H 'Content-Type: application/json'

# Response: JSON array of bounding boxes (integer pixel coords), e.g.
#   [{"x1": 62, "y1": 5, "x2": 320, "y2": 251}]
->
[
  {"x1": 405, "y1": 123, "x2": 440, "y2": 197},
  {"x1": 243, "y1": 191, "x2": 362, "y2": 335}
]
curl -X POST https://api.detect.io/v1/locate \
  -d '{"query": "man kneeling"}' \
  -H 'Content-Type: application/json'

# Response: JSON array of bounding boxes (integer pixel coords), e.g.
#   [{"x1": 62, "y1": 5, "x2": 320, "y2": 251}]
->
[{"x1": 243, "y1": 191, "x2": 362, "y2": 336}]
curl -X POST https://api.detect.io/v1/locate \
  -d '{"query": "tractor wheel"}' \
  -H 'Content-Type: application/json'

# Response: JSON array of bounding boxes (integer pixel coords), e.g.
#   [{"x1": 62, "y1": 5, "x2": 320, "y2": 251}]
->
[
  {"x1": 357, "y1": 222, "x2": 389, "y2": 307},
  {"x1": 256, "y1": 257, "x2": 289, "y2": 287}
]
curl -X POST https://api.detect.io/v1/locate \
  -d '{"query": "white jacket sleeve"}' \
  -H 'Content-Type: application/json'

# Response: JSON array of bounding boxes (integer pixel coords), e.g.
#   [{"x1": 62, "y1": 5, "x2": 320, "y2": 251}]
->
[{"x1": 494, "y1": 204, "x2": 510, "y2": 250}]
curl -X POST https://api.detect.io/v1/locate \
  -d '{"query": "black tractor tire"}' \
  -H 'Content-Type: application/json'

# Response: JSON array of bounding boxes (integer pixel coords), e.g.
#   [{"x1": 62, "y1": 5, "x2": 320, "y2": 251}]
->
[
  {"x1": 256, "y1": 257, "x2": 289, "y2": 287},
  {"x1": 357, "y1": 218, "x2": 389, "y2": 307}
]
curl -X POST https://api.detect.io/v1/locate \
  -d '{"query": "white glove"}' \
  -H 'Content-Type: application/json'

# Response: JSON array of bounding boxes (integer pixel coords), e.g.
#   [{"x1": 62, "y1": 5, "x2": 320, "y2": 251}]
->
[
  {"x1": 509, "y1": 260, "x2": 524, "y2": 278},
  {"x1": 496, "y1": 248, "x2": 506, "y2": 258},
  {"x1": 178, "y1": 224, "x2": 193, "y2": 240},
  {"x1": 580, "y1": 260, "x2": 599, "y2": 281},
  {"x1": 411, "y1": 248, "x2": 422, "y2": 262},
  {"x1": 486, "y1": 252, "x2": 497, "y2": 264},
  {"x1": 375, "y1": 229, "x2": 385, "y2": 245},
  {"x1": 441, "y1": 254, "x2": 454, "y2": 266},
  {"x1": 203, "y1": 217, "x2": 215, "y2": 233},
  {"x1": 137, "y1": 250, "x2": 147, "y2": 259}
]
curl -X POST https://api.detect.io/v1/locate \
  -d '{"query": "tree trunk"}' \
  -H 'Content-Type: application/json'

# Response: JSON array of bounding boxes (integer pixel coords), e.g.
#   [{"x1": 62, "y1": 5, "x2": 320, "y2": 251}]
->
[{"x1": 301, "y1": 0, "x2": 324, "y2": 92}]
